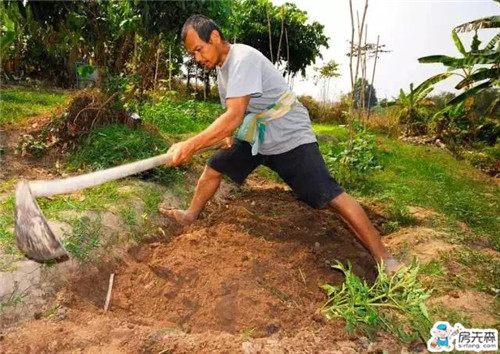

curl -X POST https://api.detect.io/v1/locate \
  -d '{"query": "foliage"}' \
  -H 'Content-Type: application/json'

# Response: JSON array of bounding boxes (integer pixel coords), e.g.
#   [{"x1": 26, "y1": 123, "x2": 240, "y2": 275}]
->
[
  {"x1": 141, "y1": 99, "x2": 221, "y2": 134},
  {"x1": 298, "y1": 95, "x2": 349, "y2": 124},
  {"x1": 393, "y1": 73, "x2": 452, "y2": 136},
  {"x1": 2, "y1": 0, "x2": 328, "y2": 88},
  {"x1": 352, "y1": 78, "x2": 378, "y2": 110},
  {"x1": 233, "y1": 0, "x2": 329, "y2": 77},
  {"x1": 326, "y1": 125, "x2": 382, "y2": 190},
  {"x1": 321, "y1": 259, "x2": 432, "y2": 343},
  {"x1": 418, "y1": 3, "x2": 500, "y2": 108}
]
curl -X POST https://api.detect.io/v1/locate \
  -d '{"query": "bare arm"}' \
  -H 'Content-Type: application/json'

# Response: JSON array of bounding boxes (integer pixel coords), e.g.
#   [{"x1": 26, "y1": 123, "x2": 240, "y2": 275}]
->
[{"x1": 167, "y1": 95, "x2": 250, "y2": 166}]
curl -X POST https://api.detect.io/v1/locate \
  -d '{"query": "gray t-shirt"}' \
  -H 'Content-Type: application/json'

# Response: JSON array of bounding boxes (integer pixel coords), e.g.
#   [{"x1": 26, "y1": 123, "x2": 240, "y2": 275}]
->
[{"x1": 216, "y1": 43, "x2": 316, "y2": 155}]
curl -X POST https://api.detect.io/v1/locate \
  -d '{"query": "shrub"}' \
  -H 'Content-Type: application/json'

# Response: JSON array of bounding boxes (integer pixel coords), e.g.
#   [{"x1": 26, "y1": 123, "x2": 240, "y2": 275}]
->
[
  {"x1": 141, "y1": 98, "x2": 222, "y2": 134},
  {"x1": 326, "y1": 126, "x2": 382, "y2": 190}
]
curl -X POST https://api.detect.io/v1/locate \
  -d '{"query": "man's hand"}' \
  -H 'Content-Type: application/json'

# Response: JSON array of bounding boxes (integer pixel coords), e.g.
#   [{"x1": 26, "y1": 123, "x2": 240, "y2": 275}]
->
[
  {"x1": 220, "y1": 136, "x2": 234, "y2": 150},
  {"x1": 166, "y1": 140, "x2": 196, "y2": 166}
]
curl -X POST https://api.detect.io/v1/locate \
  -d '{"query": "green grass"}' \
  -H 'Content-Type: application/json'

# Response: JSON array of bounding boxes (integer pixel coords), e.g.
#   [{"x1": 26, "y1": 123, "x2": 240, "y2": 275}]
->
[
  {"x1": 67, "y1": 124, "x2": 187, "y2": 185},
  {"x1": 442, "y1": 247, "x2": 500, "y2": 293},
  {"x1": 0, "y1": 194, "x2": 16, "y2": 254},
  {"x1": 141, "y1": 99, "x2": 222, "y2": 134},
  {"x1": 371, "y1": 137, "x2": 499, "y2": 249},
  {"x1": 0, "y1": 88, "x2": 69, "y2": 124},
  {"x1": 313, "y1": 123, "x2": 500, "y2": 250},
  {"x1": 63, "y1": 216, "x2": 102, "y2": 261}
]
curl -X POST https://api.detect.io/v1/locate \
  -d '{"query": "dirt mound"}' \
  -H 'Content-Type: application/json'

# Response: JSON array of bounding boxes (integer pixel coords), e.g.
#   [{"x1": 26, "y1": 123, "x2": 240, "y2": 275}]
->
[
  {"x1": 27, "y1": 90, "x2": 135, "y2": 153},
  {"x1": 2, "y1": 186, "x2": 402, "y2": 353}
]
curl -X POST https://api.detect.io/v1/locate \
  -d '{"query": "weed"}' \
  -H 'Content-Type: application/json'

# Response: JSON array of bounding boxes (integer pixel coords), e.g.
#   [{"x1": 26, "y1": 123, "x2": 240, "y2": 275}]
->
[
  {"x1": 120, "y1": 208, "x2": 137, "y2": 227},
  {"x1": 242, "y1": 327, "x2": 255, "y2": 338},
  {"x1": 321, "y1": 259, "x2": 432, "y2": 343},
  {"x1": 63, "y1": 216, "x2": 102, "y2": 261}
]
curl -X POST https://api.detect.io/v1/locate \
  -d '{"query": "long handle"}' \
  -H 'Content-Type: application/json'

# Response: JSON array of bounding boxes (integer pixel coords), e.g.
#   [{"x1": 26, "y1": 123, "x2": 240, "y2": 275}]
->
[{"x1": 30, "y1": 139, "x2": 227, "y2": 198}]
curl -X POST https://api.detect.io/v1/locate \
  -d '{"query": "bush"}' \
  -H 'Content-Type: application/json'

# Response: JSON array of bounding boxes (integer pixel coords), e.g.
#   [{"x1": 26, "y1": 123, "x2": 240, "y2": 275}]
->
[
  {"x1": 298, "y1": 95, "x2": 349, "y2": 124},
  {"x1": 141, "y1": 98, "x2": 222, "y2": 134},
  {"x1": 326, "y1": 126, "x2": 382, "y2": 190}
]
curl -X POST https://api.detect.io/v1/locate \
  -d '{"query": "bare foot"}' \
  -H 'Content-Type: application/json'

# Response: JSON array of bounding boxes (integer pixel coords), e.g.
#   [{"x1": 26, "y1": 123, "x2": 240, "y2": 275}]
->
[
  {"x1": 382, "y1": 256, "x2": 403, "y2": 275},
  {"x1": 158, "y1": 203, "x2": 196, "y2": 226}
]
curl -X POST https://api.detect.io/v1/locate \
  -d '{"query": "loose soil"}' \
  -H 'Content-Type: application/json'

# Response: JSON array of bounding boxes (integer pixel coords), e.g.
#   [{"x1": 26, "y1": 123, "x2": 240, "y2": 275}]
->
[{"x1": 1, "y1": 182, "x2": 406, "y2": 353}]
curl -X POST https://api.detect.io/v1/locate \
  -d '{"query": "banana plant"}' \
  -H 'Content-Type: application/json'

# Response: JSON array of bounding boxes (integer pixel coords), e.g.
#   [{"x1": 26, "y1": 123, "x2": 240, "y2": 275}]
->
[
  {"x1": 418, "y1": 4, "x2": 500, "y2": 112},
  {"x1": 394, "y1": 73, "x2": 452, "y2": 136}
]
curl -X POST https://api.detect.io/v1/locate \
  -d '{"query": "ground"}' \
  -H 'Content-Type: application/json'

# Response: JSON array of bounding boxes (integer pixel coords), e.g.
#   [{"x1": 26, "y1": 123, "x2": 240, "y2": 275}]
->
[{"x1": 1, "y1": 103, "x2": 498, "y2": 353}]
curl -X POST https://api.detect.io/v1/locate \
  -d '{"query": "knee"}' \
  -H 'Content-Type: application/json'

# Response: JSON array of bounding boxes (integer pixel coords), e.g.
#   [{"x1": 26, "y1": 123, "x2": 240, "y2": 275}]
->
[
  {"x1": 328, "y1": 191, "x2": 351, "y2": 211},
  {"x1": 201, "y1": 165, "x2": 223, "y2": 182}
]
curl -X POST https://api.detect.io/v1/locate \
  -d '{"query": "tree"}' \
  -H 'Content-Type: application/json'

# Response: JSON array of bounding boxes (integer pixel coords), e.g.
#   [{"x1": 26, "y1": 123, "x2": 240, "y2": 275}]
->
[
  {"x1": 393, "y1": 73, "x2": 452, "y2": 136},
  {"x1": 314, "y1": 60, "x2": 340, "y2": 103},
  {"x1": 233, "y1": 0, "x2": 329, "y2": 77},
  {"x1": 352, "y1": 78, "x2": 378, "y2": 110},
  {"x1": 418, "y1": 1, "x2": 500, "y2": 112}
]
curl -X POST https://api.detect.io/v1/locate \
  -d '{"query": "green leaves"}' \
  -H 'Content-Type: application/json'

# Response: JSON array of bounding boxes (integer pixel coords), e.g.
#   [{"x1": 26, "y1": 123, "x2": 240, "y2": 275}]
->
[
  {"x1": 452, "y1": 30, "x2": 466, "y2": 55},
  {"x1": 320, "y1": 259, "x2": 433, "y2": 343},
  {"x1": 77, "y1": 65, "x2": 95, "y2": 80},
  {"x1": 418, "y1": 8, "x2": 499, "y2": 108}
]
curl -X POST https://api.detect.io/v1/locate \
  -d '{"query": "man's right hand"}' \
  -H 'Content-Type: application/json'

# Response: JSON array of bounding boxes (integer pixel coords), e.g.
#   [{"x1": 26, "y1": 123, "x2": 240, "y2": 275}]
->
[{"x1": 166, "y1": 141, "x2": 196, "y2": 166}]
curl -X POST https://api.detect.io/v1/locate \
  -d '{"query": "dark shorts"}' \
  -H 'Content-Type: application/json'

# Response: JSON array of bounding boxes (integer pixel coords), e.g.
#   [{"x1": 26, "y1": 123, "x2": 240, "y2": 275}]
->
[{"x1": 207, "y1": 140, "x2": 344, "y2": 209}]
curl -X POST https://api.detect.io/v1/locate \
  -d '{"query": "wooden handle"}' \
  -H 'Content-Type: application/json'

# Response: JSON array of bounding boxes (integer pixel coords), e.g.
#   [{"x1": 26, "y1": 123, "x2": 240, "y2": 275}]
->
[{"x1": 30, "y1": 139, "x2": 229, "y2": 198}]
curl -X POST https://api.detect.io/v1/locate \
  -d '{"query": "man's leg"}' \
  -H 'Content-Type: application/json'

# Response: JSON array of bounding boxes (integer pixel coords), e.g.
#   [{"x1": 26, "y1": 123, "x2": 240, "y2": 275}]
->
[
  {"x1": 265, "y1": 143, "x2": 399, "y2": 273},
  {"x1": 160, "y1": 139, "x2": 261, "y2": 225},
  {"x1": 329, "y1": 192, "x2": 391, "y2": 260},
  {"x1": 160, "y1": 165, "x2": 222, "y2": 225},
  {"x1": 329, "y1": 192, "x2": 399, "y2": 272}
]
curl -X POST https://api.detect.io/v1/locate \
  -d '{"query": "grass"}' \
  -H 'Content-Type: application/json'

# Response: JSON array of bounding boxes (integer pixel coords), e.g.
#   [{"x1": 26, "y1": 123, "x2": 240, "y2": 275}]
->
[
  {"x1": 141, "y1": 99, "x2": 222, "y2": 134},
  {"x1": 371, "y1": 137, "x2": 499, "y2": 249},
  {"x1": 0, "y1": 193, "x2": 16, "y2": 254},
  {"x1": 312, "y1": 123, "x2": 500, "y2": 250},
  {"x1": 441, "y1": 247, "x2": 500, "y2": 293},
  {"x1": 63, "y1": 216, "x2": 102, "y2": 261},
  {"x1": 67, "y1": 124, "x2": 187, "y2": 186},
  {"x1": 0, "y1": 87, "x2": 69, "y2": 124}
]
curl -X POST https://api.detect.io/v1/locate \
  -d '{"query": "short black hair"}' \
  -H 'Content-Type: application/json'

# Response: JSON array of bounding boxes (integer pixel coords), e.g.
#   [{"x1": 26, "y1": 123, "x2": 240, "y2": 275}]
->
[{"x1": 181, "y1": 14, "x2": 225, "y2": 43}]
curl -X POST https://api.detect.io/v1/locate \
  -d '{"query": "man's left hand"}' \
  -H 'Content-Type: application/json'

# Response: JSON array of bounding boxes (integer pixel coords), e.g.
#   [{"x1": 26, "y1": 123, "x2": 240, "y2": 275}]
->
[{"x1": 166, "y1": 141, "x2": 196, "y2": 166}]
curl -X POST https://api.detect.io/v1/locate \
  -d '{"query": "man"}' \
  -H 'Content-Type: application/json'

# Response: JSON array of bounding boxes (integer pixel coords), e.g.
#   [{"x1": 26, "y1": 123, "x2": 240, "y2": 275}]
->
[{"x1": 161, "y1": 14, "x2": 399, "y2": 274}]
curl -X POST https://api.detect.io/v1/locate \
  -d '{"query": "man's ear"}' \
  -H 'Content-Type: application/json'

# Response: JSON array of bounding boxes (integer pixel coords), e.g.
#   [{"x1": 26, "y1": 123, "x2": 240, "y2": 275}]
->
[{"x1": 209, "y1": 30, "x2": 222, "y2": 45}]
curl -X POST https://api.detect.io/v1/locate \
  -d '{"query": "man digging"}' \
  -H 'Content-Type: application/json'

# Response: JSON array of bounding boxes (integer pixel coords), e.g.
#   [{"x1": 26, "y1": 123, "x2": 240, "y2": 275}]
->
[{"x1": 160, "y1": 15, "x2": 400, "y2": 274}]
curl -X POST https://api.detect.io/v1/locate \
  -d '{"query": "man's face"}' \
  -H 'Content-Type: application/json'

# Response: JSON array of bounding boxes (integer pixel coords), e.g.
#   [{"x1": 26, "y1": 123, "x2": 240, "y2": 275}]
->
[{"x1": 184, "y1": 28, "x2": 220, "y2": 69}]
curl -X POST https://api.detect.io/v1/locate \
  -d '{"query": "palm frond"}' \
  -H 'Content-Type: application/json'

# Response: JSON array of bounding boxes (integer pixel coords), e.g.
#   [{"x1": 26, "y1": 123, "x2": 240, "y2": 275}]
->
[{"x1": 486, "y1": 32, "x2": 500, "y2": 51}]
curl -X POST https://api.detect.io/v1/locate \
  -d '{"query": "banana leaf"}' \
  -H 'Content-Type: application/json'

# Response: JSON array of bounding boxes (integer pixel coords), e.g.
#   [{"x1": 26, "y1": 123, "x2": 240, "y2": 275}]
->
[
  {"x1": 455, "y1": 68, "x2": 500, "y2": 89},
  {"x1": 453, "y1": 15, "x2": 500, "y2": 33},
  {"x1": 448, "y1": 80, "x2": 493, "y2": 105}
]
